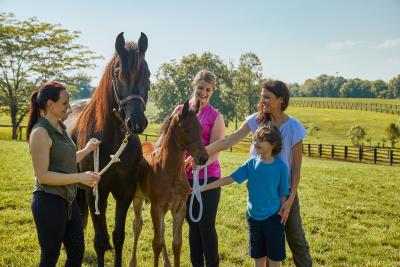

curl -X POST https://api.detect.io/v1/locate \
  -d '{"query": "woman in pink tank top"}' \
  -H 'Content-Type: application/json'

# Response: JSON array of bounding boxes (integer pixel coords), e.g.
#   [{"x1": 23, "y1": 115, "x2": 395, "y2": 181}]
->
[{"x1": 175, "y1": 69, "x2": 225, "y2": 267}]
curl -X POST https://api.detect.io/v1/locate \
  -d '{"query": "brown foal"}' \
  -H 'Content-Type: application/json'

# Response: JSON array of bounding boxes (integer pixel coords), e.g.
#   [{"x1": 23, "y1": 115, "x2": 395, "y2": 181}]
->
[{"x1": 129, "y1": 100, "x2": 209, "y2": 267}]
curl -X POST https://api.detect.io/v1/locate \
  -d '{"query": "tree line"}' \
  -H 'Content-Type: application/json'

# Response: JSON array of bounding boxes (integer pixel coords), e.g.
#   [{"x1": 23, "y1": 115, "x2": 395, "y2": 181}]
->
[{"x1": 288, "y1": 74, "x2": 400, "y2": 99}]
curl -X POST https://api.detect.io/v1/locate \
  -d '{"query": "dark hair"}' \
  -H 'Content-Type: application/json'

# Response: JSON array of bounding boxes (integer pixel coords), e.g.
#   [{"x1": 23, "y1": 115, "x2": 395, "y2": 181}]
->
[
  {"x1": 26, "y1": 81, "x2": 66, "y2": 140},
  {"x1": 256, "y1": 79, "x2": 290, "y2": 124},
  {"x1": 253, "y1": 124, "x2": 282, "y2": 156}
]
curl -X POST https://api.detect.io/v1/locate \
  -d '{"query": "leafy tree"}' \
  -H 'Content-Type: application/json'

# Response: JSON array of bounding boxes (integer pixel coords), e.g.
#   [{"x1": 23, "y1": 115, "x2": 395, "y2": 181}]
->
[
  {"x1": 150, "y1": 52, "x2": 234, "y2": 123},
  {"x1": 287, "y1": 82, "x2": 302, "y2": 97},
  {"x1": 388, "y1": 75, "x2": 400, "y2": 98},
  {"x1": 314, "y1": 75, "x2": 345, "y2": 97},
  {"x1": 233, "y1": 53, "x2": 262, "y2": 117},
  {"x1": 0, "y1": 13, "x2": 101, "y2": 139},
  {"x1": 339, "y1": 79, "x2": 373, "y2": 98},
  {"x1": 301, "y1": 79, "x2": 320, "y2": 96},
  {"x1": 69, "y1": 73, "x2": 94, "y2": 99},
  {"x1": 370, "y1": 80, "x2": 388, "y2": 98},
  {"x1": 346, "y1": 125, "x2": 367, "y2": 146},
  {"x1": 384, "y1": 123, "x2": 400, "y2": 148}
]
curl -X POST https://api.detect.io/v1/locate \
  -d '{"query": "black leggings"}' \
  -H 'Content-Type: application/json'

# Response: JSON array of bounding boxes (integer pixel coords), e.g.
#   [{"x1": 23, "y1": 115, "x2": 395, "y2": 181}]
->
[
  {"x1": 31, "y1": 191, "x2": 84, "y2": 267},
  {"x1": 186, "y1": 177, "x2": 221, "y2": 267}
]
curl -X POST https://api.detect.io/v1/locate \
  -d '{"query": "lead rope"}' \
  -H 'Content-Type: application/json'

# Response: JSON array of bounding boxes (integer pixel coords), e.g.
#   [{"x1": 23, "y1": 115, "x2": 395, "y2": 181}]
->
[
  {"x1": 189, "y1": 164, "x2": 208, "y2": 222},
  {"x1": 93, "y1": 134, "x2": 130, "y2": 215}
]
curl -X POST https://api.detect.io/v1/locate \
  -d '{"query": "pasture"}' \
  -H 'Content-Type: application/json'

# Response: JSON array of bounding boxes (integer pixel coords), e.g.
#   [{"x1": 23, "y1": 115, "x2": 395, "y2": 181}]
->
[{"x1": 1, "y1": 140, "x2": 399, "y2": 266}]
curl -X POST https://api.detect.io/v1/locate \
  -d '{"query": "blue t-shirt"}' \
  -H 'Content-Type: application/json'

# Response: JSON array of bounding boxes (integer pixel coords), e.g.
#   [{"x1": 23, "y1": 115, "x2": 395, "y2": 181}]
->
[
  {"x1": 230, "y1": 157, "x2": 289, "y2": 221},
  {"x1": 245, "y1": 113, "x2": 307, "y2": 188}
]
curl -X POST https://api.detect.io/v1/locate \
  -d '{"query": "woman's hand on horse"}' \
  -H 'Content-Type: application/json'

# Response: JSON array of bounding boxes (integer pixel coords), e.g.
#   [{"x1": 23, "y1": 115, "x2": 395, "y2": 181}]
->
[
  {"x1": 84, "y1": 138, "x2": 102, "y2": 153},
  {"x1": 78, "y1": 171, "x2": 100, "y2": 187},
  {"x1": 278, "y1": 197, "x2": 293, "y2": 225},
  {"x1": 184, "y1": 156, "x2": 197, "y2": 171}
]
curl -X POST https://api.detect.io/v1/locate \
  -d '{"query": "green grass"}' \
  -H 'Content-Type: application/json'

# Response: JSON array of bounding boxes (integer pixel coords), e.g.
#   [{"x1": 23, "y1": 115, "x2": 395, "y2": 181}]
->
[{"x1": 1, "y1": 140, "x2": 400, "y2": 266}]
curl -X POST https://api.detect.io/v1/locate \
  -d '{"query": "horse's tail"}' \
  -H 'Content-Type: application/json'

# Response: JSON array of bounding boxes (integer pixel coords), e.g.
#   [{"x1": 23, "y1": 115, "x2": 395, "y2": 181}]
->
[{"x1": 76, "y1": 187, "x2": 89, "y2": 229}]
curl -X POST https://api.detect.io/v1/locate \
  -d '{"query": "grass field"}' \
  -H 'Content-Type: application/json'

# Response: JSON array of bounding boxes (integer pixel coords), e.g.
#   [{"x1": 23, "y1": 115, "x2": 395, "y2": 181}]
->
[{"x1": 1, "y1": 140, "x2": 399, "y2": 266}]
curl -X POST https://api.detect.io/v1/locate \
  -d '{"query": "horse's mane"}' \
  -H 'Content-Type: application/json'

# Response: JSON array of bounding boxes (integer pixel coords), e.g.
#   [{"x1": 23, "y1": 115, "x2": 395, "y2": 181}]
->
[
  {"x1": 75, "y1": 42, "x2": 141, "y2": 148},
  {"x1": 75, "y1": 59, "x2": 114, "y2": 148},
  {"x1": 158, "y1": 114, "x2": 176, "y2": 152}
]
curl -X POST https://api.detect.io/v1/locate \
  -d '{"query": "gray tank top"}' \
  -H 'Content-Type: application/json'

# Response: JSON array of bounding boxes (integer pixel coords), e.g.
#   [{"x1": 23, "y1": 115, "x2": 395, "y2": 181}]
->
[{"x1": 32, "y1": 117, "x2": 77, "y2": 203}]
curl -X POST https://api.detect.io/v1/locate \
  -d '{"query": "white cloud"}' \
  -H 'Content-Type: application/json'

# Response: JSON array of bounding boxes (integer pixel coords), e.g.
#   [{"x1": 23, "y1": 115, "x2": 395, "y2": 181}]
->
[
  {"x1": 375, "y1": 38, "x2": 400, "y2": 48},
  {"x1": 327, "y1": 40, "x2": 367, "y2": 50}
]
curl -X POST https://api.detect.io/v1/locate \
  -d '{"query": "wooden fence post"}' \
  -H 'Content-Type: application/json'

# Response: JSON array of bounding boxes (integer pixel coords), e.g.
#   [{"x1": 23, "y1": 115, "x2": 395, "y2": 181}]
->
[
  {"x1": 344, "y1": 146, "x2": 348, "y2": 159},
  {"x1": 19, "y1": 126, "x2": 22, "y2": 141},
  {"x1": 374, "y1": 148, "x2": 377, "y2": 164},
  {"x1": 308, "y1": 144, "x2": 311, "y2": 156},
  {"x1": 331, "y1": 144, "x2": 335, "y2": 158},
  {"x1": 359, "y1": 147, "x2": 363, "y2": 162},
  {"x1": 319, "y1": 144, "x2": 322, "y2": 157},
  {"x1": 390, "y1": 150, "x2": 394, "y2": 166}
]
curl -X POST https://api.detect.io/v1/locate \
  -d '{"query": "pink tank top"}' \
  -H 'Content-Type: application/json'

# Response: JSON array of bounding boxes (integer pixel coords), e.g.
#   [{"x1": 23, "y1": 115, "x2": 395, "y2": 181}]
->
[{"x1": 176, "y1": 103, "x2": 222, "y2": 180}]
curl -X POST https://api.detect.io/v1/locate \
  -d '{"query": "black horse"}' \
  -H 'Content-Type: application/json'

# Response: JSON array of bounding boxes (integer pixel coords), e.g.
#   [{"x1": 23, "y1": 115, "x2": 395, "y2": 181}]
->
[{"x1": 67, "y1": 32, "x2": 150, "y2": 267}]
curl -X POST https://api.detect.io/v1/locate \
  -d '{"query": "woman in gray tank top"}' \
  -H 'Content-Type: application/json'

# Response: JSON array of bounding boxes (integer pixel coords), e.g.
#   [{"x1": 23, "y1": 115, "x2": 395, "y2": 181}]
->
[{"x1": 27, "y1": 81, "x2": 101, "y2": 267}]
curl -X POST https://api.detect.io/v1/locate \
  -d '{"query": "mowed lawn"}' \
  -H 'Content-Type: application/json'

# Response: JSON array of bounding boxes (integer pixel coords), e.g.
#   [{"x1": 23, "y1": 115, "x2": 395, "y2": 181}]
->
[{"x1": 0, "y1": 140, "x2": 399, "y2": 266}]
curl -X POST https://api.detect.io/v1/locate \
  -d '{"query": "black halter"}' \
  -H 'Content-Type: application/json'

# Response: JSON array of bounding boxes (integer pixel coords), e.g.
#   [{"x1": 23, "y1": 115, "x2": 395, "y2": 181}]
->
[{"x1": 111, "y1": 66, "x2": 146, "y2": 124}]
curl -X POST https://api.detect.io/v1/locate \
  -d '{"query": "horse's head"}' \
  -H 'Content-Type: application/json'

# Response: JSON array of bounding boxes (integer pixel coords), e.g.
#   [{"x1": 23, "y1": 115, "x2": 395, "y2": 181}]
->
[
  {"x1": 175, "y1": 100, "x2": 209, "y2": 165},
  {"x1": 112, "y1": 32, "x2": 150, "y2": 134}
]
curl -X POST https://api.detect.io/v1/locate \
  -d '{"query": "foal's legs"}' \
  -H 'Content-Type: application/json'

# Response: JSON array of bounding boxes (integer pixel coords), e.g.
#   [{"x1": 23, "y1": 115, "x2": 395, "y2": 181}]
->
[
  {"x1": 86, "y1": 189, "x2": 111, "y2": 267},
  {"x1": 171, "y1": 201, "x2": 186, "y2": 267},
  {"x1": 151, "y1": 204, "x2": 169, "y2": 267},
  {"x1": 129, "y1": 196, "x2": 144, "y2": 267},
  {"x1": 161, "y1": 221, "x2": 171, "y2": 267},
  {"x1": 113, "y1": 189, "x2": 136, "y2": 267}
]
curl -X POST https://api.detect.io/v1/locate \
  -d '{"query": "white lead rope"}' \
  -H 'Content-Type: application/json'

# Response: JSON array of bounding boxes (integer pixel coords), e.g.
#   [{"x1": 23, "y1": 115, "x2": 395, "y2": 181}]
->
[
  {"x1": 189, "y1": 165, "x2": 207, "y2": 222},
  {"x1": 93, "y1": 138, "x2": 129, "y2": 215}
]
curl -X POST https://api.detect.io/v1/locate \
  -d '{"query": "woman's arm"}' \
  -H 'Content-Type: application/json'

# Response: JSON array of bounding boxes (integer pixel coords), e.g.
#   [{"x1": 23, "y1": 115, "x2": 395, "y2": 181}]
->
[
  {"x1": 30, "y1": 128, "x2": 100, "y2": 187},
  {"x1": 76, "y1": 138, "x2": 101, "y2": 163},
  {"x1": 289, "y1": 141, "x2": 303, "y2": 200},
  {"x1": 206, "y1": 122, "x2": 251, "y2": 156},
  {"x1": 204, "y1": 114, "x2": 225, "y2": 166},
  {"x1": 201, "y1": 176, "x2": 234, "y2": 192},
  {"x1": 279, "y1": 140, "x2": 303, "y2": 222}
]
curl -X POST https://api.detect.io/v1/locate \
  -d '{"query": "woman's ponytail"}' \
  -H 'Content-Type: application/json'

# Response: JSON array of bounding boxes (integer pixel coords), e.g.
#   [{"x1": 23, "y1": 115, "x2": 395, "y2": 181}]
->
[{"x1": 26, "y1": 91, "x2": 40, "y2": 141}]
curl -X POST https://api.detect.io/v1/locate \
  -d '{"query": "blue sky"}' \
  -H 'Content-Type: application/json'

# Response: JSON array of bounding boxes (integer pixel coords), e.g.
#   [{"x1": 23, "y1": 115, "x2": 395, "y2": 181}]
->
[{"x1": 2, "y1": 0, "x2": 400, "y2": 85}]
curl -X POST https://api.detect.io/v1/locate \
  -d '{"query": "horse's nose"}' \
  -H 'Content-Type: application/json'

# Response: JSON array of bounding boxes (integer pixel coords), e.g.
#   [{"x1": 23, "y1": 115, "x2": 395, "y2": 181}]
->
[{"x1": 128, "y1": 117, "x2": 148, "y2": 134}]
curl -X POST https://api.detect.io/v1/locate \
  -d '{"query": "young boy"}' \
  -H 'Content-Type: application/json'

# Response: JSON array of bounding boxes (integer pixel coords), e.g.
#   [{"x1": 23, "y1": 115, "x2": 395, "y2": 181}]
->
[{"x1": 201, "y1": 124, "x2": 289, "y2": 267}]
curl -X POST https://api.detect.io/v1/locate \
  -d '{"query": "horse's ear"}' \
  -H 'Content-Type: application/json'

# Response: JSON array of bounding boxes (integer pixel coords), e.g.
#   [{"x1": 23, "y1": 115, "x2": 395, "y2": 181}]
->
[
  {"x1": 138, "y1": 32, "x2": 148, "y2": 54},
  {"x1": 115, "y1": 32, "x2": 126, "y2": 57},
  {"x1": 181, "y1": 100, "x2": 189, "y2": 117},
  {"x1": 192, "y1": 99, "x2": 201, "y2": 114}
]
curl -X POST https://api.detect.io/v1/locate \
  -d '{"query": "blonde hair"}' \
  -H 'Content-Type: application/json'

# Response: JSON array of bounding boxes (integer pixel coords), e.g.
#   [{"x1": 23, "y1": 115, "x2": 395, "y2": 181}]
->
[{"x1": 192, "y1": 69, "x2": 216, "y2": 90}]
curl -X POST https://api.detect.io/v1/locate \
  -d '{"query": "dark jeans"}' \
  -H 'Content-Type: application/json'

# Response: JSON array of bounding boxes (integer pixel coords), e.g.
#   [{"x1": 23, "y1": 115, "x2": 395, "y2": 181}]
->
[
  {"x1": 285, "y1": 194, "x2": 312, "y2": 267},
  {"x1": 31, "y1": 191, "x2": 84, "y2": 267},
  {"x1": 186, "y1": 177, "x2": 221, "y2": 267}
]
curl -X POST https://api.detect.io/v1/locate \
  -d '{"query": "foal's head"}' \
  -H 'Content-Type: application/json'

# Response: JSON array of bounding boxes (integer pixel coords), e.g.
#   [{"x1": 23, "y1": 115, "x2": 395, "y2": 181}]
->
[{"x1": 174, "y1": 100, "x2": 209, "y2": 165}]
